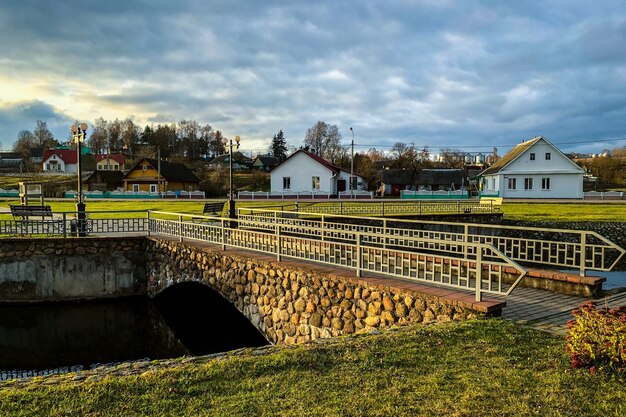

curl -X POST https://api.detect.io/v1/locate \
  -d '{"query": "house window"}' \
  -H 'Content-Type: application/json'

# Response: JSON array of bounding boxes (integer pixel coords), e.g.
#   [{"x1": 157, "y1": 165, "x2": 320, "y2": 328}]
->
[
  {"x1": 132, "y1": 184, "x2": 140, "y2": 192},
  {"x1": 312, "y1": 176, "x2": 320, "y2": 190},
  {"x1": 491, "y1": 178, "x2": 495, "y2": 189},
  {"x1": 545, "y1": 152, "x2": 551, "y2": 160},
  {"x1": 529, "y1": 153, "x2": 535, "y2": 161},
  {"x1": 46, "y1": 164, "x2": 50, "y2": 170},
  {"x1": 283, "y1": 177, "x2": 291, "y2": 190},
  {"x1": 350, "y1": 176, "x2": 357, "y2": 190},
  {"x1": 542, "y1": 178, "x2": 551, "y2": 190},
  {"x1": 150, "y1": 184, "x2": 157, "y2": 193},
  {"x1": 524, "y1": 178, "x2": 533, "y2": 190},
  {"x1": 142, "y1": 165, "x2": 148, "y2": 171},
  {"x1": 507, "y1": 178, "x2": 517, "y2": 190}
]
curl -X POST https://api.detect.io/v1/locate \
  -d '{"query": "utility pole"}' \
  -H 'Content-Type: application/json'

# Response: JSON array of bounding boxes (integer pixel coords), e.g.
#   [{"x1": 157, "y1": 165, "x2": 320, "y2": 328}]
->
[{"x1": 350, "y1": 127, "x2": 354, "y2": 198}]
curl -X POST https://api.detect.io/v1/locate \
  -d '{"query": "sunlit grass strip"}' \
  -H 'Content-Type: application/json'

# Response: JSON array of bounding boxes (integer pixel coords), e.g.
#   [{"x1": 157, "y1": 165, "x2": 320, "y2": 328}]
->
[{"x1": 0, "y1": 319, "x2": 624, "y2": 416}]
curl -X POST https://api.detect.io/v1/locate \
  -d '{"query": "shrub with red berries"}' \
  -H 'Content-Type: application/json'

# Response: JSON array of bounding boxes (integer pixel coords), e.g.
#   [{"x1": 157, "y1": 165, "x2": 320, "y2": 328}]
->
[{"x1": 566, "y1": 300, "x2": 626, "y2": 374}]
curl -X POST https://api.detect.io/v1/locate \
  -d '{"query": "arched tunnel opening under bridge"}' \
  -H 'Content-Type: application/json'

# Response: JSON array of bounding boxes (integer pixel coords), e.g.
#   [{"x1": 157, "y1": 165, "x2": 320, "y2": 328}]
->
[{"x1": 153, "y1": 282, "x2": 269, "y2": 355}]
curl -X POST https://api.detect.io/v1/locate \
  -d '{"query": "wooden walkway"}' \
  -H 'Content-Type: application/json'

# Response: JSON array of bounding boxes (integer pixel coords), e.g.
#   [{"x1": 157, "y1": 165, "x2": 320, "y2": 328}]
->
[{"x1": 495, "y1": 288, "x2": 626, "y2": 335}]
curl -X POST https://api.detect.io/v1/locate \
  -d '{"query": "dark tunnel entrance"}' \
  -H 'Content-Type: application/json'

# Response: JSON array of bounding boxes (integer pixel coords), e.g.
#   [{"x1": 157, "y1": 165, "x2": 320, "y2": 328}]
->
[{"x1": 153, "y1": 282, "x2": 269, "y2": 355}]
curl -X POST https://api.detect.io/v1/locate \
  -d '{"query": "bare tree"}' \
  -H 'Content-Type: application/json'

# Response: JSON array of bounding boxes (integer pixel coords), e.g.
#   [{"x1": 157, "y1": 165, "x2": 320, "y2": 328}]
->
[
  {"x1": 107, "y1": 119, "x2": 123, "y2": 152},
  {"x1": 88, "y1": 118, "x2": 108, "y2": 155},
  {"x1": 33, "y1": 120, "x2": 56, "y2": 149},
  {"x1": 304, "y1": 121, "x2": 343, "y2": 162},
  {"x1": 439, "y1": 147, "x2": 466, "y2": 168},
  {"x1": 390, "y1": 142, "x2": 430, "y2": 170},
  {"x1": 121, "y1": 118, "x2": 140, "y2": 153}
]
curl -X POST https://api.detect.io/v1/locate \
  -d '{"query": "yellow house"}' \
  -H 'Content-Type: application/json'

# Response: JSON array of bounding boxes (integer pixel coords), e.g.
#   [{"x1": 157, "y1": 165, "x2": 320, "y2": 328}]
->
[
  {"x1": 122, "y1": 158, "x2": 200, "y2": 193},
  {"x1": 96, "y1": 153, "x2": 125, "y2": 170}
]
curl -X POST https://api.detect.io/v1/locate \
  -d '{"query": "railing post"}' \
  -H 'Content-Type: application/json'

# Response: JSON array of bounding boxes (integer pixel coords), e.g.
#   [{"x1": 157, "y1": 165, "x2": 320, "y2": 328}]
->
[
  {"x1": 62, "y1": 212, "x2": 67, "y2": 238},
  {"x1": 340, "y1": 201, "x2": 343, "y2": 215},
  {"x1": 457, "y1": 201, "x2": 460, "y2": 214},
  {"x1": 356, "y1": 233, "x2": 362, "y2": 277},
  {"x1": 146, "y1": 211, "x2": 151, "y2": 236},
  {"x1": 222, "y1": 218, "x2": 226, "y2": 250},
  {"x1": 321, "y1": 215, "x2": 325, "y2": 242},
  {"x1": 419, "y1": 201, "x2": 422, "y2": 215},
  {"x1": 178, "y1": 214, "x2": 183, "y2": 243},
  {"x1": 276, "y1": 224, "x2": 281, "y2": 261},
  {"x1": 464, "y1": 223, "x2": 469, "y2": 258},
  {"x1": 580, "y1": 232, "x2": 587, "y2": 277},
  {"x1": 383, "y1": 219, "x2": 387, "y2": 249},
  {"x1": 475, "y1": 246, "x2": 483, "y2": 302}
]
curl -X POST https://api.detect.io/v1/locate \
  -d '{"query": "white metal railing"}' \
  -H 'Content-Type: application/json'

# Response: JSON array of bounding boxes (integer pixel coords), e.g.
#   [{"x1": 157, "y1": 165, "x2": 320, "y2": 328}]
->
[
  {"x1": 289, "y1": 200, "x2": 499, "y2": 216},
  {"x1": 147, "y1": 211, "x2": 526, "y2": 301},
  {"x1": 236, "y1": 208, "x2": 626, "y2": 277}
]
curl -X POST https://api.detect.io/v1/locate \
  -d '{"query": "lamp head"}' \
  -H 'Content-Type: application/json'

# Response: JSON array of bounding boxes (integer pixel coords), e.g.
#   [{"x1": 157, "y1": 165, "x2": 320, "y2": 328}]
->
[
  {"x1": 71, "y1": 125, "x2": 78, "y2": 134},
  {"x1": 79, "y1": 123, "x2": 88, "y2": 132}
]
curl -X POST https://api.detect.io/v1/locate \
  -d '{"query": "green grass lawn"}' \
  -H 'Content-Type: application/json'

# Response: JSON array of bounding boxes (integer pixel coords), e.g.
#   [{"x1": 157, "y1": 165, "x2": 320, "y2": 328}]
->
[
  {"x1": 1, "y1": 198, "x2": 624, "y2": 222},
  {"x1": 0, "y1": 319, "x2": 623, "y2": 417},
  {"x1": 502, "y1": 202, "x2": 626, "y2": 222}
]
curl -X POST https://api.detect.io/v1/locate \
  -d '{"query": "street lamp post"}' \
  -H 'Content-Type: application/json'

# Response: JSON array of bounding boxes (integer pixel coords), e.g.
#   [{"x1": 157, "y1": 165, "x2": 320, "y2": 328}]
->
[
  {"x1": 71, "y1": 123, "x2": 88, "y2": 236},
  {"x1": 223, "y1": 135, "x2": 241, "y2": 220},
  {"x1": 349, "y1": 127, "x2": 354, "y2": 198}
]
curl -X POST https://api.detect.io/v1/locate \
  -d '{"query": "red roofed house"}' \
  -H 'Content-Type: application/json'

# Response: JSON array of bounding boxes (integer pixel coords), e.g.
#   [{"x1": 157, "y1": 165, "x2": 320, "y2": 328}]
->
[
  {"x1": 270, "y1": 149, "x2": 365, "y2": 196},
  {"x1": 42, "y1": 149, "x2": 78, "y2": 173},
  {"x1": 96, "y1": 154, "x2": 126, "y2": 171}
]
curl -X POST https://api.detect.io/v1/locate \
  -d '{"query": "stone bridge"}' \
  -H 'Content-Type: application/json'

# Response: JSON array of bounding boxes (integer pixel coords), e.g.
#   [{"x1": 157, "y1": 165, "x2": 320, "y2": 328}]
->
[
  {"x1": 0, "y1": 236, "x2": 500, "y2": 345},
  {"x1": 145, "y1": 237, "x2": 498, "y2": 345}
]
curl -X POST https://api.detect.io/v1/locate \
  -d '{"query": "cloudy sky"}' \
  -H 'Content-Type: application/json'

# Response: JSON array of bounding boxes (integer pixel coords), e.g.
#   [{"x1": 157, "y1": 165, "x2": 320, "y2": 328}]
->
[{"x1": 1, "y1": 0, "x2": 626, "y2": 155}]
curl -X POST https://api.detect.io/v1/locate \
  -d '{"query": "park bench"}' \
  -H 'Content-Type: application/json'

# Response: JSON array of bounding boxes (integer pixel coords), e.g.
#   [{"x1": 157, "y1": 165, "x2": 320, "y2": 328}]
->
[
  {"x1": 191, "y1": 201, "x2": 226, "y2": 224},
  {"x1": 202, "y1": 202, "x2": 226, "y2": 216},
  {"x1": 10, "y1": 204, "x2": 53, "y2": 219},
  {"x1": 9, "y1": 204, "x2": 62, "y2": 235},
  {"x1": 479, "y1": 197, "x2": 503, "y2": 212}
]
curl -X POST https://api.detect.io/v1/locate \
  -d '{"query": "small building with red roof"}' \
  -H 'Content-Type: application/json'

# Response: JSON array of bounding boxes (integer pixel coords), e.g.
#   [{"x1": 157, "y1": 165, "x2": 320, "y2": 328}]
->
[
  {"x1": 42, "y1": 149, "x2": 79, "y2": 173},
  {"x1": 95, "y1": 153, "x2": 126, "y2": 171},
  {"x1": 270, "y1": 149, "x2": 365, "y2": 196}
]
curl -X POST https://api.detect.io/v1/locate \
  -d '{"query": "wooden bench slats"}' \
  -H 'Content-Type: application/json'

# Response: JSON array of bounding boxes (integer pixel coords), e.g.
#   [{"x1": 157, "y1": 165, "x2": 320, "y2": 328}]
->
[
  {"x1": 10, "y1": 204, "x2": 53, "y2": 219},
  {"x1": 202, "y1": 202, "x2": 225, "y2": 216}
]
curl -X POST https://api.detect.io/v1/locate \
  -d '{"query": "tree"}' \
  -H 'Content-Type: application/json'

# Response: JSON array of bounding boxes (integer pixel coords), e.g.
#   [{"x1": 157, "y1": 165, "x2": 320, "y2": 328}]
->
[
  {"x1": 210, "y1": 131, "x2": 226, "y2": 156},
  {"x1": 107, "y1": 118, "x2": 123, "y2": 152},
  {"x1": 12, "y1": 130, "x2": 37, "y2": 171},
  {"x1": 439, "y1": 147, "x2": 466, "y2": 168},
  {"x1": 178, "y1": 120, "x2": 201, "y2": 160},
  {"x1": 33, "y1": 120, "x2": 56, "y2": 149},
  {"x1": 121, "y1": 118, "x2": 140, "y2": 153},
  {"x1": 269, "y1": 130, "x2": 288, "y2": 161},
  {"x1": 88, "y1": 118, "x2": 108, "y2": 155},
  {"x1": 198, "y1": 124, "x2": 214, "y2": 159},
  {"x1": 304, "y1": 121, "x2": 343, "y2": 162},
  {"x1": 390, "y1": 142, "x2": 430, "y2": 170}
]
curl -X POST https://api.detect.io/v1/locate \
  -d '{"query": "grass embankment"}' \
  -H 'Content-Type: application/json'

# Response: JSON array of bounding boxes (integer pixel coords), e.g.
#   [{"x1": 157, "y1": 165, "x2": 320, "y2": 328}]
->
[
  {"x1": 1, "y1": 320, "x2": 624, "y2": 416},
  {"x1": 502, "y1": 202, "x2": 626, "y2": 222},
  {"x1": 1, "y1": 198, "x2": 625, "y2": 222}
]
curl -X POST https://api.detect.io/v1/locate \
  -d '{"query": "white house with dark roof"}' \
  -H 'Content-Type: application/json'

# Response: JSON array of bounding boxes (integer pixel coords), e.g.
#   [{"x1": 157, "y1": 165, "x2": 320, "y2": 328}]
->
[
  {"x1": 270, "y1": 149, "x2": 365, "y2": 195},
  {"x1": 479, "y1": 136, "x2": 584, "y2": 199}
]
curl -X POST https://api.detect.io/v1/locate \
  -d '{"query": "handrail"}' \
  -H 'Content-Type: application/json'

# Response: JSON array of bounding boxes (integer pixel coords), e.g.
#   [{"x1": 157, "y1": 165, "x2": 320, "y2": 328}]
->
[
  {"x1": 236, "y1": 207, "x2": 626, "y2": 276},
  {"x1": 147, "y1": 213, "x2": 527, "y2": 301}
]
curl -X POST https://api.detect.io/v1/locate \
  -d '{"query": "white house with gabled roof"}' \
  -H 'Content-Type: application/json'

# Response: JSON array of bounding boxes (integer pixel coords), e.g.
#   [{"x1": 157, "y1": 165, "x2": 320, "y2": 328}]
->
[
  {"x1": 479, "y1": 136, "x2": 584, "y2": 199},
  {"x1": 270, "y1": 149, "x2": 365, "y2": 195}
]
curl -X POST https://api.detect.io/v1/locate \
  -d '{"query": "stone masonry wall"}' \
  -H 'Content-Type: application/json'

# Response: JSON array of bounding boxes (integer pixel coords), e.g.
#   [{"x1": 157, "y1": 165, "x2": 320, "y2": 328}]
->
[
  {"x1": 145, "y1": 238, "x2": 480, "y2": 345},
  {"x1": 0, "y1": 237, "x2": 147, "y2": 302}
]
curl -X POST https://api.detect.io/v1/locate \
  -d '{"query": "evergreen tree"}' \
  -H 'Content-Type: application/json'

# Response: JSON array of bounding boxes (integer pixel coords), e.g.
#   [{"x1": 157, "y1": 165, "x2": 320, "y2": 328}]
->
[{"x1": 270, "y1": 130, "x2": 288, "y2": 161}]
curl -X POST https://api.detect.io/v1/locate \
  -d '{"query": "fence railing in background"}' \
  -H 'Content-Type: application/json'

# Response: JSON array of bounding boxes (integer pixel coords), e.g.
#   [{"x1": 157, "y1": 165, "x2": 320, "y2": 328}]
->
[
  {"x1": 583, "y1": 191, "x2": 624, "y2": 200},
  {"x1": 64, "y1": 190, "x2": 206, "y2": 199},
  {"x1": 401, "y1": 190, "x2": 469, "y2": 199},
  {"x1": 288, "y1": 200, "x2": 499, "y2": 216},
  {"x1": 236, "y1": 208, "x2": 625, "y2": 277}
]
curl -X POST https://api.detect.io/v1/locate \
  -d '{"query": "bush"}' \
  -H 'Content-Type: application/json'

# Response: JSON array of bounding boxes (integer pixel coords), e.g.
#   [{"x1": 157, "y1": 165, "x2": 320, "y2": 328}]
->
[{"x1": 566, "y1": 300, "x2": 626, "y2": 374}]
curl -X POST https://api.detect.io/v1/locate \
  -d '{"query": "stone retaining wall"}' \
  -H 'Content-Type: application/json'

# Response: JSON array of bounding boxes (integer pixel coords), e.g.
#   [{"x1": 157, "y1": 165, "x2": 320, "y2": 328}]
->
[
  {"x1": 0, "y1": 237, "x2": 147, "y2": 302},
  {"x1": 145, "y1": 238, "x2": 480, "y2": 345}
]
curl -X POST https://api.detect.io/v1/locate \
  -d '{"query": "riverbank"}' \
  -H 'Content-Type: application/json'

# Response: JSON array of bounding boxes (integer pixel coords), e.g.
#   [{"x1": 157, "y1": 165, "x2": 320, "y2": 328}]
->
[{"x1": 1, "y1": 319, "x2": 624, "y2": 417}]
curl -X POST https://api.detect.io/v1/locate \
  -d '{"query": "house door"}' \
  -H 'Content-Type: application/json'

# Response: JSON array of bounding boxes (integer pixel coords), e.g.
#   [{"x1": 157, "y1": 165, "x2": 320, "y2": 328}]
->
[{"x1": 337, "y1": 179, "x2": 346, "y2": 193}]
